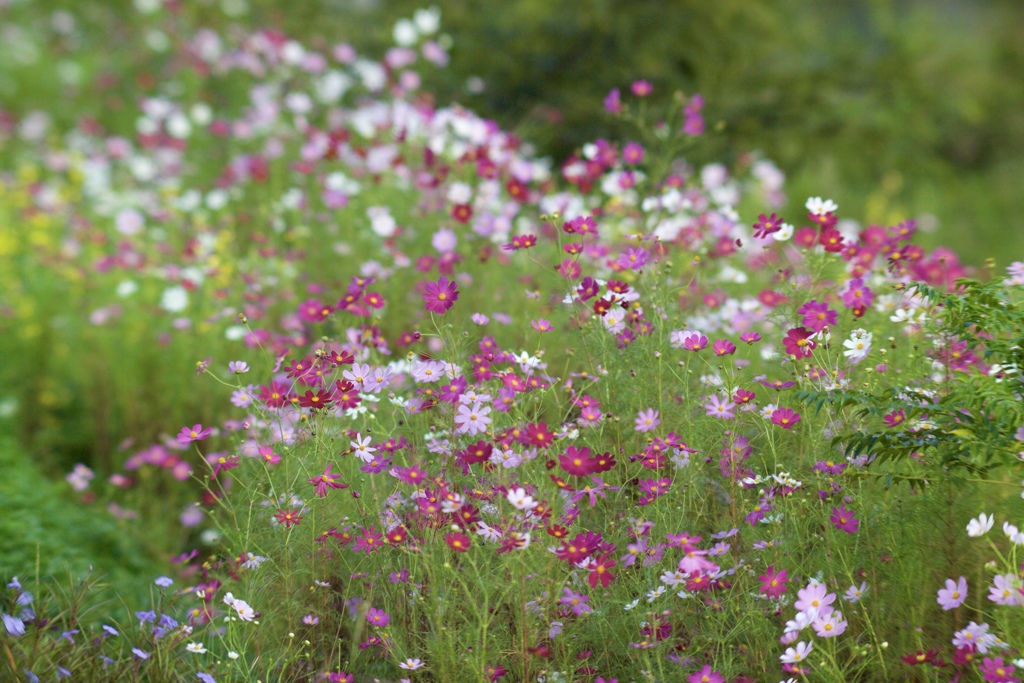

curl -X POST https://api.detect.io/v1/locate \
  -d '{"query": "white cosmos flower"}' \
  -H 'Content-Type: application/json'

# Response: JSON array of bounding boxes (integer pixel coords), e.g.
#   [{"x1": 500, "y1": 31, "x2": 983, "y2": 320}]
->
[
  {"x1": 160, "y1": 286, "x2": 188, "y2": 313},
  {"x1": 780, "y1": 641, "x2": 813, "y2": 664},
  {"x1": 967, "y1": 513, "x2": 995, "y2": 537},
  {"x1": 772, "y1": 223, "x2": 794, "y2": 241},
  {"x1": 1004, "y1": 522, "x2": 1024, "y2": 545},
  {"x1": 506, "y1": 487, "x2": 538, "y2": 511},
  {"x1": 805, "y1": 197, "x2": 838, "y2": 215}
]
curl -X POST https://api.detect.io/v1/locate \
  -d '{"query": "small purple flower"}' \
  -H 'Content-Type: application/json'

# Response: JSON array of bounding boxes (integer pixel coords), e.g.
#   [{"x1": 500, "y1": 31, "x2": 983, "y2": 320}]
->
[
  {"x1": 366, "y1": 607, "x2": 391, "y2": 627},
  {"x1": 155, "y1": 576, "x2": 174, "y2": 588},
  {"x1": 548, "y1": 620, "x2": 564, "y2": 639},
  {"x1": 937, "y1": 576, "x2": 968, "y2": 610},
  {"x1": 136, "y1": 611, "x2": 157, "y2": 624},
  {"x1": 132, "y1": 648, "x2": 150, "y2": 660},
  {"x1": 3, "y1": 613, "x2": 25, "y2": 637},
  {"x1": 198, "y1": 674, "x2": 218, "y2": 683},
  {"x1": 102, "y1": 624, "x2": 119, "y2": 637},
  {"x1": 559, "y1": 588, "x2": 592, "y2": 616}
]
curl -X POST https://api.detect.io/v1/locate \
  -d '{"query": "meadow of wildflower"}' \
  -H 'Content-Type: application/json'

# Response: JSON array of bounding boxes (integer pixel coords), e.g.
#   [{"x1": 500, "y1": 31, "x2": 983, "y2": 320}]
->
[{"x1": 2, "y1": 3, "x2": 1024, "y2": 683}]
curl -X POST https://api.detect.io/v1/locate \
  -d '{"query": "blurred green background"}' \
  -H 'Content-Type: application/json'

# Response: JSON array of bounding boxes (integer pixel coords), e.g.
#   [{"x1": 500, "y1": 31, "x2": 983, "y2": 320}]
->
[{"x1": 2, "y1": 0, "x2": 1022, "y2": 263}]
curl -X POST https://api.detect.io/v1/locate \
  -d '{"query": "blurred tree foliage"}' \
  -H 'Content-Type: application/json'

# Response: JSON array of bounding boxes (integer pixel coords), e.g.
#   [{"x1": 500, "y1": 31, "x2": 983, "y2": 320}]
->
[
  {"x1": 321, "y1": 0, "x2": 1024, "y2": 263},
  {"x1": 2, "y1": 0, "x2": 1022, "y2": 262}
]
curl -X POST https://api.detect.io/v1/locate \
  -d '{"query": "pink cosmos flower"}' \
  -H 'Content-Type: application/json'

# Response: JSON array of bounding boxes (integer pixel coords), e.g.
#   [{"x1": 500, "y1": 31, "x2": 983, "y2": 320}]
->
[
  {"x1": 631, "y1": 80, "x2": 652, "y2": 97},
  {"x1": 795, "y1": 581, "x2": 836, "y2": 616},
  {"x1": 683, "y1": 333, "x2": 708, "y2": 352},
  {"x1": 455, "y1": 402, "x2": 491, "y2": 435},
  {"x1": 798, "y1": 300, "x2": 838, "y2": 333},
  {"x1": 712, "y1": 339, "x2": 737, "y2": 356},
  {"x1": 366, "y1": 607, "x2": 390, "y2": 627},
  {"x1": 634, "y1": 408, "x2": 660, "y2": 433},
  {"x1": 830, "y1": 504, "x2": 860, "y2": 534},
  {"x1": 623, "y1": 142, "x2": 644, "y2": 164},
  {"x1": 308, "y1": 464, "x2": 347, "y2": 498},
  {"x1": 842, "y1": 278, "x2": 874, "y2": 309},
  {"x1": 422, "y1": 277, "x2": 459, "y2": 314},
  {"x1": 618, "y1": 247, "x2": 651, "y2": 271},
  {"x1": 752, "y1": 213, "x2": 782, "y2": 239},
  {"x1": 771, "y1": 407, "x2": 801, "y2": 429},
  {"x1": 687, "y1": 666, "x2": 724, "y2": 683},
  {"x1": 210, "y1": 455, "x2": 239, "y2": 480},
  {"x1": 604, "y1": 88, "x2": 622, "y2": 113},
  {"x1": 559, "y1": 587, "x2": 591, "y2": 616},
  {"x1": 937, "y1": 576, "x2": 968, "y2": 610},
  {"x1": 782, "y1": 327, "x2": 816, "y2": 359},
  {"x1": 177, "y1": 424, "x2": 212, "y2": 445},
  {"x1": 979, "y1": 657, "x2": 1019, "y2": 683},
  {"x1": 704, "y1": 395, "x2": 736, "y2": 420},
  {"x1": 882, "y1": 409, "x2": 906, "y2": 427},
  {"x1": 759, "y1": 565, "x2": 789, "y2": 599}
]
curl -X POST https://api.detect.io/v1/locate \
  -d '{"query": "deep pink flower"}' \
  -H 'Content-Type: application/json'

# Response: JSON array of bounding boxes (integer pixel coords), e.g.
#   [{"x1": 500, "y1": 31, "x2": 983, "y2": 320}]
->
[
  {"x1": 782, "y1": 327, "x2": 816, "y2": 359},
  {"x1": 631, "y1": 80, "x2": 653, "y2": 97},
  {"x1": 308, "y1": 464, "x2": 348, "y2": 498},
  {"x1": 687, "y1": 666, "x2": 724, "y2": 683},
  {"x1": 445, "y1": 532, "x2": 471, "y2": 553},
  {"x1": 422, "y1": 277, "x2": 459, "y2": 314},
  {"x1": 274, "y1": 508, "x2": 303, "y2": 529},
  {"x1": 623, "y1": 142, "x2": 645, "y2": 164},
  {"x1": 759, "y1": 565, "x2": 789, "y2": 598},
  {"x1": 830, "y1": 504, "x2": 860, "y2": 534},
  {"x1": 883, "y1": 409, "x2": 906, "y2": 427},
  {"x1": 771, "y1": 407, "x2": 801, "y2": 429},
  {"x1": 712, "y1": 339, "x2": 737, "y2": 356},
  {"x1": 684, "y1": 333, "x2": 708, "y2": 352},
  {"x1": 798, "y1": 300, "x2": 838, "y2": 333},
  {"x1": 979, "y1": 657, "x2": 1020, "y2": 682},
  {"x1": 752, "y1": 213, "x2": 782, "y2": 239},
  {"x1": 210, "y1": 455, "x2": 239, "y2": 480}
]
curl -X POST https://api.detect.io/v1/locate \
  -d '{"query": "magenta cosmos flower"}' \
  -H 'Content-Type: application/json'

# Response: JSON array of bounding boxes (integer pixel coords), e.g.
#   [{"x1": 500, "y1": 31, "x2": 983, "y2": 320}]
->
[
  {"x1": 759, "y1": 565, "x2": 789, "y2": 598},
  {"x1": 712, "y1": 338, "x2": 737, "y2": 356},
  {"x1": 687, "y1": 666, "x2": 725, "y2": 683},
  {"x1": 422, "y1": 277, "x2": 459, "y2": 314},
  {"x1": 771, "y1": 407, "x2": 801, "y2": 429},
  {"x1": 830, "y1": 504, "x2": 860, "y2": 534}
]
